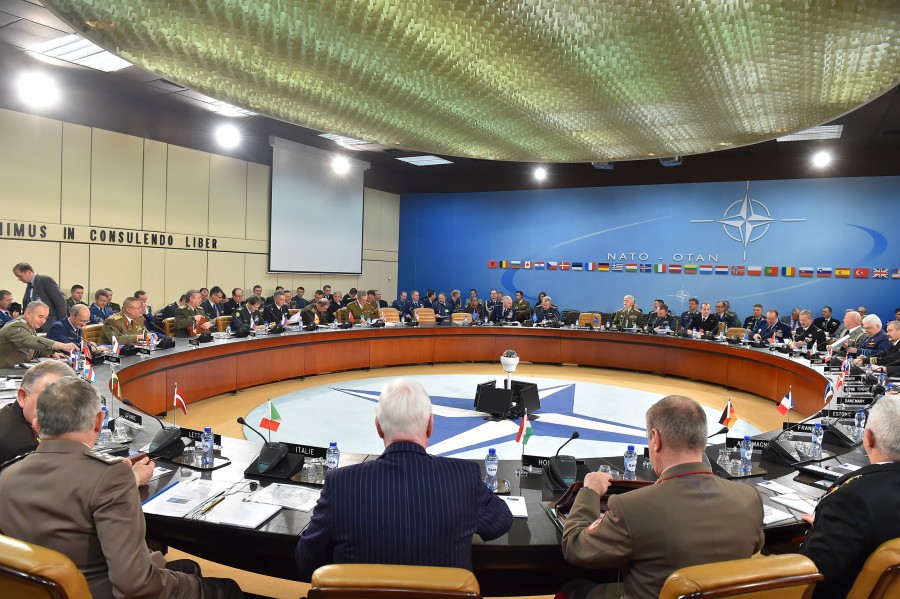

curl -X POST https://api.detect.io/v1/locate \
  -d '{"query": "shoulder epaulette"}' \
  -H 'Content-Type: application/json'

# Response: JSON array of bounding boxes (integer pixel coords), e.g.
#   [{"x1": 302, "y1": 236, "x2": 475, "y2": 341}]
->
[{"x1": 85, "y1": 450, "x2": 125, "y2": 465}]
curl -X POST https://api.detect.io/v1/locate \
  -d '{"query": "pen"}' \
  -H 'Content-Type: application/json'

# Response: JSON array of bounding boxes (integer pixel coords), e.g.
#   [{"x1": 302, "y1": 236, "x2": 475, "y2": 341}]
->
[{"x1": 200, "y1": 495, "x2": 226, "y2": 515}]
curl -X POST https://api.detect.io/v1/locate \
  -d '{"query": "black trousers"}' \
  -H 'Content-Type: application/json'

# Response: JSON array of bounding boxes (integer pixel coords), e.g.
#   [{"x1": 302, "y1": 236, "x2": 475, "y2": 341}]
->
[{"x1": 167, "y1": 559, "x2": 244, "y2": 599}]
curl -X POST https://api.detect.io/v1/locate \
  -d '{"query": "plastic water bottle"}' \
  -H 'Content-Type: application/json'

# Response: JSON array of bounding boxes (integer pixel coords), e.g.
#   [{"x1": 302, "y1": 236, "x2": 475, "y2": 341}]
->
[
  {"x1": 866, "y1": 363, "x2": 873, "y2": 377},
  {"x1": 483, "y1": 312, "x2": 489, "y2": 326},
  {"x1": 225, "y1": 325, "x2": 231, "y2": 338},
  {"x1": 484, "y1": 448, "x2": 499, "y2": 491},
  {"x1": 97, "y1": 407, "x2": 112, "y2": 446},
  {"x1": 200, "y1": 427, "x2": 215, "y2": 467},
  {"x1": 623, "y1": 445, "x2": 637, "y2": 480},
  {"x1": 811, "y1": 423, "x2": 824, "y2": 459},
  {"x1": 740, "y1": 436, "x2": 753, "y2": 474},
  {"x1": 326, "y1": 442, "x2": 340, "y2": 470},
  {"x1": 854, "y1": 409, "x2": 866, "y2": 439}
]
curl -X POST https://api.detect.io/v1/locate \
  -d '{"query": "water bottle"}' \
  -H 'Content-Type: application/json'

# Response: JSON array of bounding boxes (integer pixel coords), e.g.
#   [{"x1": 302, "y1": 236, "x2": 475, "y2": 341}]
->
[
  {"x1": 811, "y1": 423, "x2": 824, "y2": 459},
  {"x1": 866, "y1": 363, "x2": 873, "y2": 377},
  {"x1": 97, "y1": 407, "x2": 112, "y2": 446},
  {"x1": 225, "y1": 325, "x2": 231, "y2": 338},
  {"x1": 740, "y1": 436, "x2": 753, "y2": 474},
  {"x1": 483, "y1": 312, "x2": 489, "y2": 326},
  {"x1": 326, "y1": 442, "x2": 340, "y2": 470},
  {"x1": 854, "y1": 409, "x2": 866, "y2": 439},
  {"x1": 484, "y1": 448, "x2": 499, "y2": 491},
  {"x1": 623, "y1": 445, "x2": 637, "y2": 480},
  {"x1": 200, "y1": 427, "x2": 215, "y2": 467}
]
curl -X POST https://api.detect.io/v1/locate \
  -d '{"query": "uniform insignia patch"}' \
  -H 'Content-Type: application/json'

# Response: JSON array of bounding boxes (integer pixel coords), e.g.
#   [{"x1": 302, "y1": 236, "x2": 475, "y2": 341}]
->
[{"x1": 587, "y1": 514, "x2": 605, "y2": 532}]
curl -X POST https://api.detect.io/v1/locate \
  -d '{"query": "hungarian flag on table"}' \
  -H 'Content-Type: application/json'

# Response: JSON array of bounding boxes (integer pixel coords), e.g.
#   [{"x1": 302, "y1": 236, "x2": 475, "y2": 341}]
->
[
  {"x1": 776, "y1": 390, "x2": 793, "y2": 415},
  {"x1": 515, "y1": 412, "x2": 533, "y2": 445},
  {"x1": 260, "y1": 400, "x2": 282, "y2": 431},
  {"x1": 718, "y1": 399, "x2": 737, "y2": 429},
  {"x1": 173, "y1": 383, "x2": 188, "y2": 415}
]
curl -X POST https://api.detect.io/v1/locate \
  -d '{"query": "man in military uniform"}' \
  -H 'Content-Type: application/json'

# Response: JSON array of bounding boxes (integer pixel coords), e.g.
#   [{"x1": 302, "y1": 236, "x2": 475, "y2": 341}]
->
[
  {"x1": 813, "y1": 306, "x2": 841, "y2": 337},
  {"x1": 491, "y1": 296, "x2": 517, "y2": 323},
  {"x1": 160, "y1": 294, "x2": 187, "y2": 320},
  {"x1": 714, "y1": 300, "x2": 738, "y2": 328},
  {"x1": 223, "y1": 288, "x2": 244, "y2": 316},
  {"x1": 792, "y1": 309, "x2": 826, "y2": 352},
  {"x1": 0, "y1": 360, "x2": 71, "y2": 464},
  {"x1": 0, "y1": 289, "x2": 17, "y2": 327},
  {"x1": 104, "y1": 288, "x2": 121, "y2": 313},
  {"x1": 743, "y1": 304, "x2": 765, "y2": 331},
  {"x1": 464, "y1": 296, "x2": 486, "y2": 322},
  {"x1": 0, "y1": 377, "x2": 244, "y2": 599},
  {"x1": 342, "y1": 287, "x2": 359, "y2": 307},
  {"x1": 646, "y1": 303, "x2": 677, "y2": 332},
  {"x1": 0, "y1": 301, "x2": 78, "y2": 369},
  {"x1": 404, "y1": 290, "x2": 424, "y2": 320},
  {"x1": 391, "y1": 291, "x2": 407, "y2": 313},
  {"x1": 842, "y1": 314, "x2": 890, "y2": 361},
  {"x1": 449, "y1": 289, "x2": 463, "y2": 312},
  {"x1": 830, "y1": 310, "x2": 866, "y2": 363},
  {"x1": 689, "y1": 302, "x2": 720, "y2": 335},
  {"x1": 723, "y1": 300, "x2": 739, "y2": 327},
  {"x1": 230, "y1": 295, "x2": 264, "y2": 334},
  {"x1": 422, "y1": 289, "x2": 436, "y2": 310},
  {"x1": 751, "y1": 309, "x2": 792, "y2": 343},
  {"x1": 100, "y1": 297, "x2": 146, "y2": 344},
  {"x1": 174, "y1": 289, "x2": 211, "y2": 337},
  {"x1": 65, "y1": 284, "x2": 86, "y2": 311},
  {"x1": 856, "y1": 320, "x2": 900, "y2": 369},
  {"x1": 485, "y1": 289, "x2": 501, "y2": 314},
  {"x1": 434, "y1": 292, "x2": 452, "y2": 320},
  {"x1": 291, "y1": 287, "x2": 309, "y2": 310},
  {"x1": 301, "y1": 298, "x2": 332, "y2": 326},
  {"x1": 263, "y1": 291, "x2": 290, "y2": 324},
  {"x1": 679, "y1": 298, "x2": 699, "y2": 331},
  {"x1": 533, "y1": 296, "x2": 560, "y2": 324},
  {"x1": 611, "y1": 294, "x2": 643, "y2": 329},
  {"x1": 561, "y1": 396, "x2": 764, "y2": 599},
  {"x1": 47, "y1": 304, "x2": 96, "y2": 351},
  {"x1": 89, "y1": 288, "x2": 115, "y2": 325},
  {"x1": 348, "y1": 291, "x2": 377, "y2": 321},
  {"x1": 513, "y1": 290, "x2": 531, "y2": 323}
]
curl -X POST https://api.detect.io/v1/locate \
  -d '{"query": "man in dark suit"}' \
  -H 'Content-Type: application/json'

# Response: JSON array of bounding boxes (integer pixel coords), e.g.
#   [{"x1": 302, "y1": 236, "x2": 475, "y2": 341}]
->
[
  {"x1": 373, "y1": 290, "x2": 388, "y2": 309},
  {"x1": 743, "y1": 303, "x2": 765, "y2": 331},
  {"x1": 433, "y1": 292, "x2": 451, "y2": 320},
  {"x1": 0, "y1": 289, "x2": 16, "y2": 328},
  {"x1": 295, "y1": 378, "x2": 513, "y2": 580},
  {"x1": 422, "y1": 289, "x2": 436, "y2": 310},
  {"x1": 263, "y1": 290, "x2": 290, "y2": 325},
  {"x1": 223, "y1": 288, "x2": 244, "y2": 316},
  {"x1": 813, "y1": 306, "x2": 841, "y2": 337},
  {"x1": 862, "y1": 320, "x2": 900, "y2": 370},
  {"x1": 562, "y1": 396, "x2": 764, "y2": 599},
  {"x1": 291, "y1": 287, "x2": 309, "y2": 310},
  {"x1": 0, "y1": 360, "x2": 71, "y2": 465},
  {"x1": 47, "y1": 304, "x2": 96, "y2": 351},
  {"x1": 780, "y1": 307, "x2": 802, "y2": 333},
  {"x1": 391, "y1": 291, "x2": 407, "y2": 314},
  {"x1": 679, "y1": 298, "x2": 700, "y2": 331},
  {"x1": 689, "y1": 302, "x2": 719, "y2": 335},
  {"x1": 751, "y1": 309, "x2": 792, "y2": 343},
  {"x1": 200, "y1": 286, "x2": 225, "y2": 320},
  {"x1": 12, "y1": 263, "x2": 67, "y2": 333},
  {"x1": 800, "y1": 394, "x2": 900, "y2": 598}
]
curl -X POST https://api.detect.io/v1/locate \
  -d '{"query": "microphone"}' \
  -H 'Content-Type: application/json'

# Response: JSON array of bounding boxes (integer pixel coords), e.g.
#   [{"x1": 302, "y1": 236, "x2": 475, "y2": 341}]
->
[
  {"x1": 236, "y1": 417, "x2": 288, "y2": 473},
  {"x1": 122, "y1": 398, "x2": 183, "y2": 459},
  {"x1": 555, "y1": 431, "x2": 580, "y2": 457},
  {"x1": 544, "y1": 431, "x2": 580, "y2": 491}
]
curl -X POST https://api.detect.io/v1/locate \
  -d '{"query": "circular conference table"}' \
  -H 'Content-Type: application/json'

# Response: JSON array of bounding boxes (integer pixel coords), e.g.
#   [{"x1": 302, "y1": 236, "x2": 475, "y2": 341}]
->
[{"x1": 109, "y1": 325, "x2": 838, "y2": 595}]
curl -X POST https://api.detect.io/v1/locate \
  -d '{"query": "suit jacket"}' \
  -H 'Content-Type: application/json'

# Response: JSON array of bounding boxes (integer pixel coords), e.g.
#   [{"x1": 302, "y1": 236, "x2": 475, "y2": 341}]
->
[
  {"x1": 801, "y1": 461, "x2": 900, "y2": 599},
  {"x1": 679, "y1": 311, "x2": 699, "y2": 330},
  {"x1": 230, "y1": 306, "x2": 262, "y2": 333},
  {"x1": 200, "y1": 299, "x2": 222, "y2": 320},
  {"x1": 743, "y1": 316, "x2": 765, "y2": 331},
  {"x1": 690, "y1": 313, "x2": 720, "y2": 334},
  {"x1": 22, "y1": 274, "x2": 67, "y2": 332},
  {"x1": 646, "y1": 313, "x2": 677, "y2": 331},
  {"x1": 0, "y1": 309, "x2": 12, "y2": 328},
  {"x1": 263, "y1": 303, "x2": 290, "y2": 325},
  {"x1": 716, "y1": 311, "x2": 738, "y2": 328},
  {"x1": 562, "y1": 463, "x2": 765, "y2": 599},
  {"x1": 780, "y1": 315, "x2": 802, "y2": 332},
  {"x1": 813, "y1": 316, "x2": 841, "y2": 336},
  {"x1": 46, "y1": 317, "x2": 84, "y2": 345},
  {"x1": 752, "y1": 320, "x2": 792, "y2": 342},
  {"x1": 89, "y1": 303, "x2": 114, "y2": 325},
  {"x1": 0, "y1": 440, "x2": 200, "y2": 599},
  {"x1": 0, "y1": 317, "x2": 57, "y2": 368},
  {"x1": 222, "y1": 298, "x2": 241, "y2": 316},
  {"x1": 870, "y1": 339, "x2": 900, "y2": 366},
  {"x1": 295, "y1": 441, "x2": 513, "y2": 580},
  {"x1": 534, "y1": 305, "x2": 560, "y2": 323},
  {"x1": 0, "y1": 401, "x2": 37, "y2": 464}
]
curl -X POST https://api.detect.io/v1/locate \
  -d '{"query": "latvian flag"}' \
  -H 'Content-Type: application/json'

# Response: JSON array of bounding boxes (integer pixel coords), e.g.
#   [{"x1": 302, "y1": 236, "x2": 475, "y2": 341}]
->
[
  {"x1": 611, "y1": 263, "x2": 625, "y2": 272},
  {"x1": 499, "y1": 260, "x2": 509, "y2": 269},
  {"x1": 798, "y1": 267, "x2": 814, "y2": 278},
  {"x1": 487, "y1": 260, "x2": 499, "y2": 269},
  {"x1": 853, "y1": 268, "x2": 870, "y2": 278},
  {"x1": 639, "y1": 264, "x2": 652, "y2": 273},
  {"x1": 653, "y1": 264, "x2": 666, "y2": 273},
  {"x1": 559, "y1": 262, "x2": 571, "y2": 271},
  {"x1": 625, "y1": 263, "x2": 638, "y2": 273},
  {"x1": 835, "y1": 268, "x2": 851, "y2": 278},
  {"x1": 510, "y1": 260, "x2": 522, "y2": 269},
  {"x1": 781, "y1": 267, "x2": 796, "y2": 277},
  {"x1": 872, "y1": 268, "x2": 888, "y2": 279},
  {"x1": 764, "y1": 266, "x2": 778, "y2": 277},
  {"x1": 683, "y1": 264, "x2": 698, "y2": 274},
  {"x1": 598, "y1": 263, "x2": 610, "y2": 272},
  {"x1": 748, "y1": 266, "x2": 762, "y2": 276},
  {"x1": 698, "y1": 264, "x2": 713, "y2": 275},
  {"x1": 534, "y1": 261, "x2": 546, "y2": 270},
  {"x1": 586, "y1": 262, "x2": 597, "y2": 271},
  {"x1": 668, "y1": 264, "x2": 682, "y2": 274},
  {"x1": 715, "y1": 265, "x2": 729, "y2": 275},
  {"x1": 817, "y1": 267, "x2": 833, "y2": 278},
  {"x1": 571, "y1": 262, "x2": 583, "y2": 271},
  {"x1": 731, "y1": 265, "x2": 746, "y2": 276},
  {"x1": 547, "y1": 262, "x2": 558, "y2": 270},
  {"x1": 523, "y1": 261, "x2": 532, "y2": 269}
]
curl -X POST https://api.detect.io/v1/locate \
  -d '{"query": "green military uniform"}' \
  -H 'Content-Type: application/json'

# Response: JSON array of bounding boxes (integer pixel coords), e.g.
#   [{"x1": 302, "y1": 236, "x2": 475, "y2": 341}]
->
[
  {"x1": 100, "y1": 313, "x2": 146, "y2": 345},
  {"x1": 65, "y1": 297, "x2": 86, "y2": 311},
  {"x1": 514, "y1": 299, "x2": 532, "y2": 323},
  {"x1": 0, "y1": 317, "x2": 58, "y2": 369},
  {"x1": 347, "y1": 299, "x2": 377, "y2": 321},
  {"x1": 612, "y1": 307, "x2": 644, "y2": 328},
  {"x1": 173, "y1": 305, "x2": 208, "y2": 337}
]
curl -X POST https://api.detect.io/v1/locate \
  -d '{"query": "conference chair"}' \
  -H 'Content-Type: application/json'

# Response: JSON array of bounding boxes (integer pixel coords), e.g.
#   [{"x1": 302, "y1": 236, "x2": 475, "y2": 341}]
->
[
  {"x1": 577, "y1": 312, "x2": 602, "y2": 327},
  {"x1": 718, "y1": 322, "x2": 727, "y2": 335},
  {"x1": 0, "y1": 534, "x2": 92, "y2": 599},
  {"x1": 415, "y1": 308, "x2": 436, "y2": 323},
  {"x1": 289, "y1": 308, "x2": 299, "y2": 316},
  {"x1": 215, "y1": 316, "x2": 232, "y2": 332},
  {"x1": 308, "y1": 563, "x2": 481, "y2": 598},
  {"x1": 334, "y1": 307, "x2": 349, "y2": 324},
  {"x1": 847, "y1": 538, "x2": 900, "y2": 599},
  {"x1": 162, "y1": 317, "x2": 175, "y2": 337},
  {"x1": 451, "y1": 313, "x2": 472, "y2": 324},
  {"x1": 658, "y1": 554, "x2": 821, "y2": 599},
  {"x1": 81, "y1": 324, "x2": 102, "y2": 344},
  {"x1": 379, "y1": 308, "x2": 400, "y2": 323},
  {"x1": 726, "y1": 327, "x2": 748, "y2": 339}
]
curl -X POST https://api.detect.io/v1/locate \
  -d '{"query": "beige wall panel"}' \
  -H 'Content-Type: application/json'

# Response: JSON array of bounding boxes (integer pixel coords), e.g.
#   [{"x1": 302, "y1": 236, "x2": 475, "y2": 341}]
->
[
  {"x1": 167, "y1": 146, "x2": 210, "y2": 236},
  {"x1": 0, "y1": 239, "x2": 61, "y2": 298},
  {"x1": 208, "y1": 155, "x2": 247, "y2": 239},
  {"x1": 141, "y1": 248, "x2": 167, "y2": 309},
  {"x1": 245, "y1": 162, "x2": 270, "y2": 241},
  {"x1": 143, "y1": 140, "x2": 168, "y2": 231},
  {"x1": 244, "y1": 253, "x2": 278, "y2": 296},
  {"x1": 90, "y1": 129, "x2": 144, "y2": 229},
  {"x1": 59, "y1": 243, "x2": 90, "y2": 295},
  {"x1": 0, "y1": 109, "x2": 62, "y2": 222},
  {"x1": 292, "y1": 276, "x2": 323, "y2": 295},
  {"x1": 60, "y1": 122, "x2": 92, "y2": 226},
  {"x1": 207, "y1": 251, "x2": 245, "y2": 298},
  {"x1": 164, "y1": 249, "x2": 208, "y2": 304},
  {"x1": 328, "y1": 275, "x2": 361, "y2": 297},
  {"x1": 362, "y1": 249, "x2": 398, "y2": 262},
  {"x1": 379, "y1": 191, "x2": 400, "y2": 253},
  {"x1": 88, "y1": 245, "x2": 142, "y2": 303},
  {"x1": 362, "y1": 188, "x2": 380, "y2": 250}
]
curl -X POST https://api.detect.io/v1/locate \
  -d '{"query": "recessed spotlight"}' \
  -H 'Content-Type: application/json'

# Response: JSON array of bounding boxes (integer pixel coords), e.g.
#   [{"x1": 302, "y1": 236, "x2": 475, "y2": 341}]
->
[
  {"x1": 17, "y1": 72, "x2": 59, "y2": 109},
  {"x1": 534, "y1": 166, "x2": 547, "y2": 181},
  {"x1": 214, "y1": 124, "x2": 241, "y2": 148},
  {"x1": 331, "y1": 155, "x2": 350, "y2": 175},
  {"x1": 812, "y1": 150, "x2": 832, "y2": 168}
]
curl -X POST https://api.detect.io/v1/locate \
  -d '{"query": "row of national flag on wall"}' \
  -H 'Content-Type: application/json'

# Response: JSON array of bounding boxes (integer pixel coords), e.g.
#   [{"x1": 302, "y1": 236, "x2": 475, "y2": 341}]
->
[{"x1": 487, "y1": 261, "x2": 900, "y2": 279}]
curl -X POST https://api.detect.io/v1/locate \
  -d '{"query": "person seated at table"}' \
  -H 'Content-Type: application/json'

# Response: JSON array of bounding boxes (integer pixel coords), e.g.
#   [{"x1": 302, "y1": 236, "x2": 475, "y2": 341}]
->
[
  {"x1": 743, "y1": 303, "x2": 765, "y2": 331},
  {"x1": 611, "y1": 295, "x2": 642, "y2": 329},
  {"x1": 47, "y1": 304, "x2": 96, "y2": 351},
  {"x1": 0, "y1": 301, "x2": 78, "y2": 369},
  {"x1": 133, "y1": 290, "x2": 162, "y2": 335},
  {"x1": 464, "y1": 296, "x2": 486, "y2": 322},
  {"x1": 514, "y1": 290, "x2": 532, "y2": 323},
  {"x1": 301, "y1": 298, "x2": 333, "y2": 326},
  {"x1": 347, "y1": 290, "x2": 377, "y2": 321},
  {"x1": 688, "y1": 302, "x2": 719, "y2": 335},
  {"x1": 326, "y1": 291, "x2": 344, "y2": 320},
  {"x1": 88, "y1": 289, "x2": 114, "y2": 325},
  {"x1": 422, "y1": 289, "x2": 436, "y2": 310},
  {"x1": 842, "y1": 314, "x2": 890, "y2": 360},
  {"x1": 533, "y1": 296, "x2": 560, "y2": 324},
  {"x1": 812, "y1": 306, "x2": 841, "y2": 337},
  {"x1": 800, "y1": 394, "x2": 900, "y2": 599},
  {"x1": 65, "y1": 284, "x2": 87, "y2": 311},
  {"x1": 751, "y1": 309, "x2": 791, "y2": 343},
  {"x1": 485, "y1": 289, "x2": 501, "y2": 314},
  {"x1": 0, "y1": 377, "x2": 244, "y2": 599},
  {"x1": 646, "y1": 303, "x2": 677, "y2": 332},
  {"x1": 830, "y1": 310, "x2": 865, "y2": 361},
  {"x1": 295, "y1": 378, "x2": 513, "y2": 580},
  {"x1": 174, "y1": 290, "x2": 211, "y2": 337},
  {"x1": 230, "y1": 295, "x2": 264, "y2": 334},
  {"x1": 263, "y1": 290, "x2": 290, "y2": 325},
  {"x1": 858, "y1": 320, "x2": 900, "y2": 370},
  {"x1": 100, "y1": 297, "x2": 146, "y2": 345},
  {"x1": 449, "y1": 289, "x2": 463, "y2": 312},
  {"x1": 160, "y1": 294, "x2": 187, "y2": 320},
  {"x1": 433, "y1": 292, "x2": 452, "y2": 319},
  {"x1": 792, "y1": 309, "x2": 826, "y2": 352},
  {"x1": 223, "y1": 288, "x2": 244, "y2": 316},
  {"x1": 200, "y1": 286, "x2": 225, "y2": 320},
  {"x1": 679, "y1": 298, "x2": 699, "y2": 331},
  {"x1": 0, "y1": 360, "x2": 71, "y2": 464},
  {"x1": 391, "y1": 291, "x2": 408, "y2": 314},
  {"x1": 373, "y1": 289, "x2": 388, "y2": 309},
  {"x1": 560, "y1": 396, "x2": 764, "y2": 599},
  {"x1": 0, "y1": 289, "x2": 17, "y2": 327},
  {"x1": 714, "y1": 300, "x2": 738, "y2": 328},
  {"x1": 491, "y1": 295, "x2": 517, "y2": 323}
]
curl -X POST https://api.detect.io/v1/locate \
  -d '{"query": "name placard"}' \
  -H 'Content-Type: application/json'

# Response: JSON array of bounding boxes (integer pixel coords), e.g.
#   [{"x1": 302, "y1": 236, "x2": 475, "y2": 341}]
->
[
  {"x1": 841, "y1": 396, "x2": 875, "y2": 406},
  {"x1": 843, "y1": 385, "x2": 871, "y2": 394},
  {"x1": 823, "y1": 409, "x2": 858, "y2": 419},
  {"x1": 724, "y1": 437, "x2": 768, "y2": 450},
  {"x1": 286, "y1": 442, "x2": 327, "y2": 459},
  {"x1": 105, "y1": 355, "x2": 121, "y2": 365},
  {"x1": 117, "y1": 407, "x2": 142, "y2": 427},
  {"x1": 522, "y1": 454, "x2": 551, "y2": 468},
  {"x1": 179, "y1": 427, "x2": 223, "y2": 446},
  {"x1": 781, "y1": 423, "x2": 826, "y2": 433}
]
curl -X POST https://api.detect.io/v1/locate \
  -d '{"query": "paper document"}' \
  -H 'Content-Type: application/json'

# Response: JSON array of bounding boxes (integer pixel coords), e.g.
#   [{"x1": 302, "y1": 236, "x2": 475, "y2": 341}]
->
[
  {"x1": 757, "y1": 480, "x2": 795, "y2": 495},
  {"x1": 499, "y1": 495, "x2": 528, "y2": 518},
  {"x1": 835, "y1": 463, "x2": 861, "y2": 472},
  {"x1": 770, "y1": 494, "x2": 818, "y2": 514},
  {"x1": 246, "y1": 483, "x2": 321, "y2": 512},
  {"x1": 829, "y1": 335, "x2": 850, "y2": 350},
  {"x1": 149, "y1": 467, "x2": 173, "y2": 482},
  {"x1": 198, "y1": 494, "x2": 281, "y2": 528},
  {"x1": 142, "y1": 478, "x2": 230, "y2": 517},
  {"x1": 287, "y1": 311, "x2": 303, "y2": 324},
  {"x1": 763, "y1": 505, "x2": 794, "y2": 525}
]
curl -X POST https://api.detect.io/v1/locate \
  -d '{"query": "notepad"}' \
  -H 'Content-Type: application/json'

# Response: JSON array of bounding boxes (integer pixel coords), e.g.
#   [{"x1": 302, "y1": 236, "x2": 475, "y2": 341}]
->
[
  {"x1": 763, "y1": 505, "x2": 793, "y2": 525},
  {"x1": 770, "y1": 494, "x2": 818, "y2": 514},
  {"x1": 499, "y1": 495, "x2": 528, "y2": 518},
  {"x1": 200, "y1": 494, "x2": 281, "y2": 529}
]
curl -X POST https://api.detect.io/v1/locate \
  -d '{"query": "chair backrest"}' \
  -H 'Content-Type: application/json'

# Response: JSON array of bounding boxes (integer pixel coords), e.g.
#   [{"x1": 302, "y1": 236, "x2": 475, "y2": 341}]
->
[
  {"x1": 215, "y1": 315, "x2": 232, "y2": 332},
  {"x1": 659, "y1": 554, "x2": 822, "y2": 599},
  {"x1": 847, "y1": 538, "x2": 900, "y2": 599},
  {"x1": 380, "y1": 308, "x2": 400, "y2": 323},
  {"x1": 0, "y1": 534, "x2": 92, "y2": 599},
  {"x1": 289, "y1": 308, "x2": 299, "y2": 316},
  {"x1": 334, "y1": 307, "x2": 349, "y2": 324},
  {"x1": 162, "y1": 317, "x2": 175, "y2": 337},
  {"x1": 578, "y1": 312, "x2": 601, "y2": 327},
  {"x1": 81, "y1": 324, "x2": 102, "y2": 344},
  {"x1": 308, "y1": 563, "x2": 481, "y2": 599},
  {"x1": 725, "y1": 327, "x2": 748, "y2": 339},
  {"x1": 415, "y1": 308, "x2": 436, "y2": 323},
  {"x1": 451, "y1": 313, "x2": 472, "y2": 324},
  {"x1": 718, "y1": 321, "x2": 727, "y2": 334}
]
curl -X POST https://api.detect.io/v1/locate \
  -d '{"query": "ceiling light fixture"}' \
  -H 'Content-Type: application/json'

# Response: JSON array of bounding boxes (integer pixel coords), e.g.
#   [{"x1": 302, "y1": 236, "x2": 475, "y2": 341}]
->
[
  {"x1": 29, "y1": 34, "x2": 131, "y2": 72},
  {"x1": 533, "y1": 166, "x2": 547, "y2": 182},
  {"x1": 812, "y1": 151, "x2": 832, "y2": 168},
  {"x1": 16, "y1": 72, "x2": 59, "y2": 109},
  {"x1": 331, "y1": 155, "x2": 350, "y2": 174},
  {"x1": 214, "y1": 124, "x2": 241, "y2": 148},
  {"x1": 777, "y1": 125, "x2": 844, "y2": 142},
  {"x1": 395, "y1": 155, "x2": 453, "y2": 166}
]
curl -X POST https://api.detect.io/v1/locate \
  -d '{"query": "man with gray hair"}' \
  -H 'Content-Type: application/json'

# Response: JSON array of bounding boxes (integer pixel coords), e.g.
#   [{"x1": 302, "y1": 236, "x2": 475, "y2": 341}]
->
[
  {"x1": 0, "y1": 377, "x2": 244, "y2": 599},
  {"x1": 800, "y1": 394, "x2": 900, "y2": 598},
  {"x1": 612, "y1": 294, "x2": 643, "y2": 328},
  {"x1": 0, "y1": 360, "x2": 71, "y2": 464},
  {"x1": 295, "y1": 378, "x2": 513, "y2": 580},
  {"x1": 561, "y1": 396, "x2": 764, "y2": 599},
  {"x1": 842, "y1": 313, "x2": 890, "y2": 360},
  {"x1": 174, "y1": 289, "x2": 212, "y2": 337},
  {"x1": 862, "y1": 320, "x2": 900, "y2": 374},
  {"x1": 47, "y1": 303, "x2": 96, "y2": 349},
  {"x1": 0, "y1": 301, "x2": 78, "y2": 368}
]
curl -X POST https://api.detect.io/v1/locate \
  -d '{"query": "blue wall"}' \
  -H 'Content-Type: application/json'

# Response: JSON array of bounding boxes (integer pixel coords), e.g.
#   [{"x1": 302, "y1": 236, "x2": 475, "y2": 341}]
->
[{"x1": 399, "y1": 176, "x2": 900, "y2": 322}]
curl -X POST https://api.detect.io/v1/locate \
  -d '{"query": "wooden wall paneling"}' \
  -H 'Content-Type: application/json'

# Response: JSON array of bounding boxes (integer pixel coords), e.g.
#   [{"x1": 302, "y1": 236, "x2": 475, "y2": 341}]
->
[
  {"x1": 207, "y1": 251, "x2": 245, "y2": 300},
  {"x1": 493, "y1": 333, "x2": 560, "y2": 364},
  {"x1": 208, "y1": 155, "x2": 247, "y2": 239},
  {"x1": 245, "y1": 162, "x2": 270, "y2": 241},
  {"x1": 369, "y1": 335, "x2": 435, "y2": 367},
  {"x1": 235, "y1": 343, "x2": 306, "y2": 389},
  {"x1": 164, "y1": 249, "x2": 208, "y2": 305},
  {"x1": 142, "y1": 139, "x2": 168, "y2": 231},
  {"x1": 166, "y1": 356, "x2": 238, "y2": 402},
  {"x1": 0, "y1": 239, "x2": 62, "y2": 295},
  {"x1": 140, "y1": 247, "x2": 167, "y2": 309},
  {"x1": 244, "y1": 253, "x2": 278, "y2": 297},
  {"x1": 166, "y1": 145, "x2": 210, "y2": 235},
  {"x1": 304, "y1": 336, "x2": 371, "y2": 373},
  {"x1": 433, "y1": 331, "x2": 497, "y2": 362},
  {"x1": 59, "y1": 243, "x2": 90, "y2": 297},
  {"x1": 120, "y1": 370, "x2": 168, "y2": 415},
  {"x1": 89, "y1": 245, "x2": 142, "y2": 302}
]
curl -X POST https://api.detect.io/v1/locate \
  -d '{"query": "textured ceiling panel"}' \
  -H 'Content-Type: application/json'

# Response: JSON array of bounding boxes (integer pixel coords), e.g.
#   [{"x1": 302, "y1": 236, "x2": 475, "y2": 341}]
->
[{"x1": 41, "y1": 1, "x2": 900, "y2": 162}]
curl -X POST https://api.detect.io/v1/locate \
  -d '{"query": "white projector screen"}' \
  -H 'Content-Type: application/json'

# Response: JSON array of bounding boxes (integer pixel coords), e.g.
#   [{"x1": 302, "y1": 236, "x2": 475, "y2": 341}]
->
[{"x1": 269, "y1": 137, "x2": 369, "y2": 274}]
